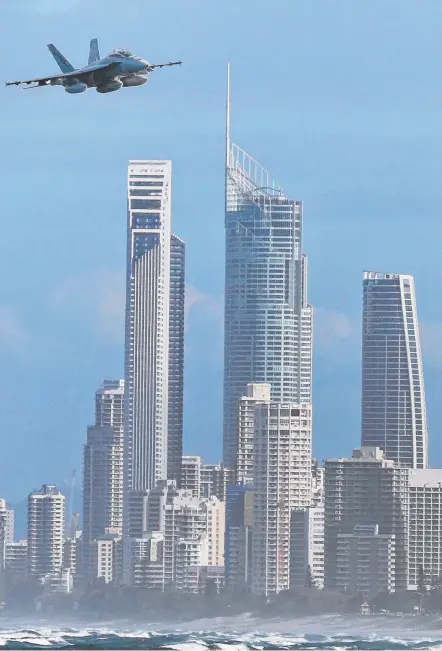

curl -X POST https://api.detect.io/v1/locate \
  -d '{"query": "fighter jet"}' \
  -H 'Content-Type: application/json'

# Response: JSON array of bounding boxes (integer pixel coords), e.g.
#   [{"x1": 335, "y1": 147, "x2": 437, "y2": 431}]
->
[{"x1": 5, "y1": 38, "x2": 182, "y2": 93}]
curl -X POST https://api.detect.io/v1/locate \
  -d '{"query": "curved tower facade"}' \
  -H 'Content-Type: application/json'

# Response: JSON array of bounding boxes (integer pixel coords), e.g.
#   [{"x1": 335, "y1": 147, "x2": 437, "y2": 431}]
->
[
  {"x1": 223, "y1": 65, "x2": 313, "y2": 467},
  {"x1": 361, "y1": 271, "x2": 428, "y2": 469}
]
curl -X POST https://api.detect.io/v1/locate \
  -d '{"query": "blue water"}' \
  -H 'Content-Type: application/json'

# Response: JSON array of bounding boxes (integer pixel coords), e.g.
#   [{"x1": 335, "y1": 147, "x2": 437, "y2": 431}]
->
[{"x1": 1, "y1": 615, "x2": 442, "y2": 649}]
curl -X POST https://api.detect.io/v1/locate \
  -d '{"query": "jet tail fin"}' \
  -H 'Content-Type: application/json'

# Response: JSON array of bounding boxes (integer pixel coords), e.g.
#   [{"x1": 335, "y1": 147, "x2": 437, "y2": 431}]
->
[
  {"x1": 88, "y1": 38, "x2": 100, "y2": 65},
  {"x1": 47, "y1": 44, "x2": 75, "y2": 73}
]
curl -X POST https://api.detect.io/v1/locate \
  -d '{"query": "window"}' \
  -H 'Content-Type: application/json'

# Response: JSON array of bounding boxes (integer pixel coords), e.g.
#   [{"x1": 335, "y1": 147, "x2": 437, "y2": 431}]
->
[{"x1": 131, "y1": 198, "x2": 162, "y2": 210}]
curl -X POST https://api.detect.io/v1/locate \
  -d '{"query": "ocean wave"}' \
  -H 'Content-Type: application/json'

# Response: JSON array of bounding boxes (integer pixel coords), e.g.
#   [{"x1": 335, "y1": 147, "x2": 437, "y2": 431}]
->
[{"x1": 2, "y1": 623, "x2": 442, "y2": 650}]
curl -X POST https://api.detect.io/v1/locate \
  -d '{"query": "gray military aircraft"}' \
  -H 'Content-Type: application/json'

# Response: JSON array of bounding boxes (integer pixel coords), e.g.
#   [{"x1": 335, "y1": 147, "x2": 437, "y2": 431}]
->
[{"x1": 5, "y1": 38, "x2": 182, "y2": 93}]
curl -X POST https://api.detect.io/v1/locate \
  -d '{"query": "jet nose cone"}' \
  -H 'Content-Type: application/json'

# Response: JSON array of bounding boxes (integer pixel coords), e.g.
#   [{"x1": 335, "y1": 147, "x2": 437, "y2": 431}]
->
[{"x1": 139, "y1": 59, "x2": 149, "y2": 70}]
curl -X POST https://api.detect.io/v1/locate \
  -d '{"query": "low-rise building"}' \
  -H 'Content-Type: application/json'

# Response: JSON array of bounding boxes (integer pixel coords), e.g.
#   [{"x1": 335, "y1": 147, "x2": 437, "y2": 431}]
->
[{"x1": 336, "y1": 524, "x2": 395, "y2": 598}]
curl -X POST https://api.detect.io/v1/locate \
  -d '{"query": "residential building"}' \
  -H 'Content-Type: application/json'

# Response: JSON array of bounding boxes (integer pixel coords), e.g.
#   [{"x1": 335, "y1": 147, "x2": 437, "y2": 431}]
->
[
  {"x1": 290, "y1": 506, "x2": 324, "y2": 589},
  {"x1": 311, "y1": 460, "x2": 325, "y2": 506},
  {"x1": 175, "y1": 536, "x2": 208, "y2": 592},
  {"x1": 168, "y1": 234, "x2": 185, "y2": 485},
  {"x1": 129, "y1": 482, "x2": 225, "y2": 590},
  {"x1": 181, "y1": 456, "x2": 202, "y2": 498},
  {"x1": 409, "y1": 469, "x2": 442, "y2": 588},
  {"x1": 89, "y1": 529, "x2": 123, "y2": 585},
  {"x1": 124, "y1": 160, "x2": 185, "y2": 531},
  {"x1": 95, "y1": 378, "x2": 125, "y2": 432},
  {"x1": 223, "y1": 64, "x2": 313, "y2": 468},
  {"x1": 252, "y1": 403, "x2": 312, "y2": 596},
  {"x1": 82, "y1": 380, "x2": 124, "y2": 571},
  {"x1": 236, "y1": 383, "x2": 271, "y2": 483},
  {"x1": 130, "y1": 532, "x2": 165, "y2": 589},
  {"x1": 0, "y1": 500, "x2": 14, "y2": 574},
  {"x1": 336, "y1": 524, "x2": 396, "y2": 598},
  {"x1": 225, "y1": 483, "x2": 254, "y2": 592},
  {"x1": 63, "y1": 530, "x2": 81, "y2": 576},
  {"x1": 181, "y1": 457, "x2": 234, "y2": 501},
  {"x1": 200, "y1": 463, "x2": 234, "y2": 501},
  {"x1": 202, "y1": 496, "x2": 225, "y2": 566},
  {"x1": 324, "y1": 447, "x2": 409, "y2": 592},
  {"x1": 5, "y1": 540, "x2": 27, "y2": 585},
  {"x1": 28, "y1": 484, "x2": 65, "y2": 579},
  {"x1": 361, "y1": 271, "x2": 428, "y2": 468}
]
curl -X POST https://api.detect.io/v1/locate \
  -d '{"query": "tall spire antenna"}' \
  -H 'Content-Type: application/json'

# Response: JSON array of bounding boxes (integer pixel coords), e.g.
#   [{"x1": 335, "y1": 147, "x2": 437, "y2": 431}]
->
[{"x1": 226, "y1": 61, "x2": 231, "y2": 168}]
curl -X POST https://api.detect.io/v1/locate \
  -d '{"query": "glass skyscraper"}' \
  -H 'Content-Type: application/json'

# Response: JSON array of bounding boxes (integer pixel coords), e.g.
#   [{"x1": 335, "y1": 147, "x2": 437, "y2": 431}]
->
[
  {"x1": 361, "y1": 271, "x2": 428, "y2": 469},
  {"x1": 223, "y1": 64, "x2": 313, "y2": 467}
]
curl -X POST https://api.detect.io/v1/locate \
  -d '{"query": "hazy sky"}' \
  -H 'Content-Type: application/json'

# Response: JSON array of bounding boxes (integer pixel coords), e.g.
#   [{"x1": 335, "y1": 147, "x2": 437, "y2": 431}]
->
[{"x1": 0, "y1": 0, "x2": 441, "y2": 501}]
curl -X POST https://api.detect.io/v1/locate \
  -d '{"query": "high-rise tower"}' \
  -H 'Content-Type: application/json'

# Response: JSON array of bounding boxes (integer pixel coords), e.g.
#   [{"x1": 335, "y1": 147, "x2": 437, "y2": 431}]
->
[
  {"x1": 168, "y1": 234, "x2": 185, "y2": 485},
  {"x1": 223, "y1": 63, "x2": 313, "y2": 466},
  {"x1": 124, "y1": 160, "x2": 185, "y2": 508},
  {"x1": 361, "y1": 271, "x2": 428, "y2": 468},
  {"x1": 83, "y1": 380, "x2": 124, "y2": 555},
  {"x1": 124, "y1": 160, "x2": 172, "y2": 494}
]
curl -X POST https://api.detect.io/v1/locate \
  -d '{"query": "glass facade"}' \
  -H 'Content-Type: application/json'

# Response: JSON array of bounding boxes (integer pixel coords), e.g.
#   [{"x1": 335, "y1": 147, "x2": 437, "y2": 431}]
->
[
  {"x1": 361, "y1": 271, "x2": 428, "y2": 469},
  {"x1": 223, "y1": 144, "x2": 312, "y2": 467}
]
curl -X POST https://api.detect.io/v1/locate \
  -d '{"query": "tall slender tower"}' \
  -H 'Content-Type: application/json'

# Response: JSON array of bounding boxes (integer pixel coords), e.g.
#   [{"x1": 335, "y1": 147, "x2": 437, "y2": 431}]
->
[
  {"x1": 124, "y1": 160, "x2": 185, "y2": 542},
  {"x1": 361, "y1": 271, "x2": 428, "y2": 468},
  {"x1": 168, "y1": 234, "x2": 185, "y2": 485},
  {"x1": 124, "y1": 160, "x2": 172, "y2": 494},
  {"x1": 223, "y1": 63, "x2": 313, "y2": 467}
]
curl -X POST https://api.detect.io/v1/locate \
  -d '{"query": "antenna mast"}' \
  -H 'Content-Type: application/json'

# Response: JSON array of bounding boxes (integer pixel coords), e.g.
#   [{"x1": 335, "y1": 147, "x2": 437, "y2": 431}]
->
[{"x1": 225, "y1": 61, "x2": 231, "y2": 169}]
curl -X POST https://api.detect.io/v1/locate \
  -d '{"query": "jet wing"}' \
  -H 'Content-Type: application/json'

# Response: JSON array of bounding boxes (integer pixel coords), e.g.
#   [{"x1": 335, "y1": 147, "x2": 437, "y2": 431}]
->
[
  {"x1": 6, "y1": 61, "x2": 120, "y2": 87},
  {"x1": 150, "y1": 60, "x2": 182, "y2": 69}
]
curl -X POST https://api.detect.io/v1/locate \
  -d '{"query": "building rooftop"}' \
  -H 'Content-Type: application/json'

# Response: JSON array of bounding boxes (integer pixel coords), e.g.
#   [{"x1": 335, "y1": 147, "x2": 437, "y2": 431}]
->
[{"x1": 409, "y1": 469, "x2": 442, "y2": 487}]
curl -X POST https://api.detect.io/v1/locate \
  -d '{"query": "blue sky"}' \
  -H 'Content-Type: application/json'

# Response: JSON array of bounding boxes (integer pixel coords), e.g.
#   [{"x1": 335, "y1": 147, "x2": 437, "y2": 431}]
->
[{"x1": 0, "y1": 0, "x2": 441, "y2": 502}]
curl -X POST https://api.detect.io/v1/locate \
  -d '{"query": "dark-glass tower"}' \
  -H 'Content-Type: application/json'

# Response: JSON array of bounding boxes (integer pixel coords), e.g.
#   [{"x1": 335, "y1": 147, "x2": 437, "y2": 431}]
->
[{"x1": 168, "y1": 234, "x2": 185, "y2": 485}]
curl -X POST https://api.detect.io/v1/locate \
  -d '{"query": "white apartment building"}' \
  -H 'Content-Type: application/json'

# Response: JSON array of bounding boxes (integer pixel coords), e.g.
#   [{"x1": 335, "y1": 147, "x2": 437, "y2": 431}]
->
[
  {"x1": 28, "y1": 484, "x2": 65, "y2": 579},
  {"x1": 336, "y1": 524, "x2": 396, "y2": 598},
  {"x1": 125, "y1": 160, "x2": 174, "y2": 492},
  {"x1": 236, "y1": 383, "x2": 271, "y2": 484},
  {"x1": 290, "y1": 506, "x2": 324, "y2": 589},
  {"x1": 409, "y1": 469, "x2": 442, "y2": 588},
  {"x1": 131, "y1": 532, "x2": 165, "y2": 589},
  {"x1": 181, "y1": 456, "x2": 202, "y2": 498},
  {"x1": 0, "y1": 500, "x2": 14, "y2": 576},
  {"x1": 90, "y1": 529, "x2": 122, "y2": 584},
  {"x1": 181, "y1": 457, "x2": 234, "y2": 501},
  {"x1": 175, "y1": 536, "x2": 209, "y2": 592},
  {"x1": 252, "y1": 403, "x2": 312, "y2": 596},
  {"x1": 128, "y1": 482, "x2": 225, "y2": 591},
  {"x1": 5, "y1": 540, "x2": 27, "y2": 584}
]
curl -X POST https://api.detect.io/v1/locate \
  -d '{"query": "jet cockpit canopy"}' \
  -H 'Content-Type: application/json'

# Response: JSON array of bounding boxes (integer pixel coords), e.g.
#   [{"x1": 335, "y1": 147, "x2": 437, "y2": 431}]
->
[{"x1": 109, "y1": 49, "x2": 133, "y2": 58}]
